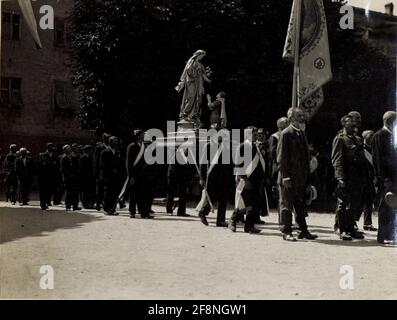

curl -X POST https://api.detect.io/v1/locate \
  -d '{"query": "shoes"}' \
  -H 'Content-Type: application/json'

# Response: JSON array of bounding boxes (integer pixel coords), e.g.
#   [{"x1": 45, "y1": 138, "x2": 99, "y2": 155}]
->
[
  {"x1": 244, "y1": 226, "x2": 262, "y2": 234},
  {"x1": 41, "y1": 206, "x2": 48, "y2": 211},
  {"x1": 228, "y1": 220, "x2": 236, "y2": 232},
  {"x1": 350, "y1": 230, "x2": 365, "y2": 240},
  {"x1": 199, "y1": 213, "x2": 208, "y2": 226},
  {"x1": 298, "y1": 231, "x2": 318, "y2": 240},
  {"x1": 177, "y1": 213, "x2": 191, "y2": 217},
  {"x1": 364, "y1": 225, "x2": 377, "y2": 232},
  {"x1": 282, "y1": 233, "x2": 297, "y2": 242},
  {"x1": 141, "y1": 214, "x2": 154, "y2": 219},
  {"x1": 216, "y1": 221, "x2": 228, "y2": 228},
  {"x1": 73, "y1": 207, "x2": 82, "y2": 211},
  {"x1": 340, "y1": 232, "x2": 353, "y2": 241},
  {"x1": 255, "y1": 219, "x2": 266, "y2": 225},
  {"x1": 66, "y1": 207, "x2": 71, "y2": 212},
  {"x1": 166, "y1": 208, "x2": 173, "y2": 215},
  {"x1": 20, "y1": 203, "x2": 28, "y2": 206}
]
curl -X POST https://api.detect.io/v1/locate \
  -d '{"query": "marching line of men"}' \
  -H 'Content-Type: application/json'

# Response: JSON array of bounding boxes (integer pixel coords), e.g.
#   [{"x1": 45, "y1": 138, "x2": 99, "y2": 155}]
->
[{"x1": 1, "y1": 109, "x2": 396, "y2": 244}]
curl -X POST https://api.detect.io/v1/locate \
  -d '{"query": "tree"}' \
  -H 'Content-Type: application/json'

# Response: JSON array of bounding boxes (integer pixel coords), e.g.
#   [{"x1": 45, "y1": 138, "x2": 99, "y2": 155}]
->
[{"x1": 72, "y1": 0, "x2": 394, "y2": 140}]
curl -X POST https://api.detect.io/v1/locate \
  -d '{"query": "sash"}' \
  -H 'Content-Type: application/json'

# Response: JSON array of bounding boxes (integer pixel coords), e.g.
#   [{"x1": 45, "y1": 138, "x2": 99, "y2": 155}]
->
[
  {"x1": 364, "y1": 149, "x2": 373, "y2": 166},
  {"x1": 118, "y1": 143, "x2": 145, "y2": 200},
  {"x1": 195, "y1": 143, "x2": 223, "y2": 212},
  {"x1": 235, "y1": 145, "x2": 266, "y2": 210}
]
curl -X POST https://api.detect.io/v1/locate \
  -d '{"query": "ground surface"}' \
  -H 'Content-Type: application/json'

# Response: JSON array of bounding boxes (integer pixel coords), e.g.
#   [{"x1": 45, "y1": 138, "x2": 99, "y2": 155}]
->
[{"x1": 0, "y1": 200, "x2": 396, "y2": 300}]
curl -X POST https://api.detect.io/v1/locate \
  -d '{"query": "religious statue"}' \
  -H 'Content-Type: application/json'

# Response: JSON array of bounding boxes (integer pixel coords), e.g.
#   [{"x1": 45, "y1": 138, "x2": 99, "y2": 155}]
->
[{"x1": 175, "y1": 50, "x2": 212, "y2": 127}]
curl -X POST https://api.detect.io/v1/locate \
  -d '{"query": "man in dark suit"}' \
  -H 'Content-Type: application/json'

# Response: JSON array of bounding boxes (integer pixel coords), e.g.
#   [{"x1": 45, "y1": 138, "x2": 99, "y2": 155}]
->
[
  {"x1": 277, "y1": 108, "x2": 317, "y2": 241},
  {"x1": 166, "y1": 150, "x2": 195, "y2": 217},
  {"x1": 4, "y1": 144, "x2": 18, "y2": 204},
  {"x1": 229, "y1": 127, "x2": 265, "y2": 234},
  {"x1": 60, "y1": 145, "x2": 81, "y2": 211},
  {"x1": 80, "y1": 145, "x2": 95, "y2": 209},
  {"x1": 372, "y1": 111, "x2": 397, "y2": 244},
  {"x1": 125, "y1": 130, "x2": 153, "y2": 219},
  {"x1": 198, "y1": 131, "x2": 233, "y2": 227},
  {"x1": 37, "y1": 143, "x2": 60, "y2": 210},
  {"x1": 100, "y1": 136, "x2": 123, "y2": 215},
  {"x1": 94, "y1": 133, "x2": 111, "y2": 211},
  {"x1": 332, "y1": 115, "x2": 367, "y2": 241},
  {"x1": 15, "y1": 148, "x2": 35, "y2": 206}
]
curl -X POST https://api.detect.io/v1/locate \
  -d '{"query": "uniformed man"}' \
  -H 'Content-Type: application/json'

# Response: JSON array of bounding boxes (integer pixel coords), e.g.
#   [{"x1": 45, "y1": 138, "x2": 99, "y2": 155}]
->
[
  {"x1": 100, "y1": 136, "x2": 123, "y2": 215},
  {"x1": 15, "y1": 148, "x2": 35, "y2": 206},
  {"x1": 372, "y1": 111, "x2": 397, "y2": 244},
  {"x1": 125, "y1": 130, "x2": 154, "y2": 219},
  {"x1": 60, "y1": 145, "x2": 81, "y2": 211},
  {"x1": 332, "y1": 115, "x2": 367, "y2": 240},
  {"x1": 80, "y1": 145, "x2": 95, "y2": 209},
  {"x1": 4, "y1": 144, "x2": 18, "y2": 204},
  {"x1": 37, "y1": 143, "x2": 60, "y2": 210},
  {"x1": 229, "y1": 127, "x2": 265, "y2": 234},
  {"x1": 197, "y1": 130, "x2": 233, "y2": 227},
  {"x1": 357, "y1": 130, "x2": 377, "y2": 231},
  {"x1": 94, "y1": 133, "x2": 111, "y2": 211},
  {"x1": 277, "y1": 109, "x2": 318, "y2": 241}
]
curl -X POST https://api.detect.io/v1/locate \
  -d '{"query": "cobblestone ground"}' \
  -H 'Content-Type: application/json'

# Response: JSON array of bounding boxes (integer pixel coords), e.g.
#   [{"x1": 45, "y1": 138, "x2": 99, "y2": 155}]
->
[{"x1": 0, "y1": 200, "x2": 396, "y2": 299}]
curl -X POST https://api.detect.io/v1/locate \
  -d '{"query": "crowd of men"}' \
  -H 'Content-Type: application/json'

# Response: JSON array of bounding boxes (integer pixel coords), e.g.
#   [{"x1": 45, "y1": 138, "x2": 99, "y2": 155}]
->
[{"x1": 0, "y1": 109, "x2": 396, "y2": 244}]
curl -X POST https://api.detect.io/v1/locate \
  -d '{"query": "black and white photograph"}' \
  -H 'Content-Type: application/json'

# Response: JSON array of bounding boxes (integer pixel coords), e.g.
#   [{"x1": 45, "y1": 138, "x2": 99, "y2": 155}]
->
[{"x1": 0, "y1": 0, "x2": 396, "y2": 303}]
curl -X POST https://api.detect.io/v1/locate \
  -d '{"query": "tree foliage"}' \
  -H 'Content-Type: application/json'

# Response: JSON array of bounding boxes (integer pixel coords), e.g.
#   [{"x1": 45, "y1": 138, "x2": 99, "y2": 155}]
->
[{"x1": 72, "y1": 0, "x2": 394, "y2": 140}]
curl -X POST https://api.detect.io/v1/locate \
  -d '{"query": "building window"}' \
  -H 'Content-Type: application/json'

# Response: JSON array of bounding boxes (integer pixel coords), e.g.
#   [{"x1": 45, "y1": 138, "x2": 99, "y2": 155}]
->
[
  {"x1": 2, "y1": 12, "x2": 21, "y2": 40},
  {"x1": 54, "y1": 18, "x2": 71, "y2": 48},
  {"x1": 1, "y1": 77, "x2": 23, "y2": 108},
  {"x1": 53, "y1": 80, "x2": 78, "y2": 112}
]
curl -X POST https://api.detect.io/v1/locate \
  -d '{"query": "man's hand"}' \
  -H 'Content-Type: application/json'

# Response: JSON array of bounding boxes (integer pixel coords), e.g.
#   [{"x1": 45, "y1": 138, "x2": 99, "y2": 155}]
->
[
  {"x1": 200, "y1": 179, "x2": 206, "y2": 188},
  {"x1": 337, "y1": 179, "x2": 346, "y2": 189},
  {"x1": 206, "y1": 94, "x2": 212, "y2": 103}
]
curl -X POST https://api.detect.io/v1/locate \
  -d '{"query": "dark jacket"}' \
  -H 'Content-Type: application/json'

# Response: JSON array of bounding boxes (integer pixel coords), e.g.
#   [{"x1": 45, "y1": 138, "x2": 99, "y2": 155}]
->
[
  {"x1": 37, "y1": 152, "x2": 59, "y2": 182},
  {"x1": 277, "y1": 125, "x2": 310, "y2": 188},
  {"x1": 100, "y1": 148, "x2": 122, "y2": 182},
  {"x1": 372, "y1": 128, "x2": 397, "y2": 188},
  {"x1": 60, "y1": 154, "x2": 80, "y2": 186},
  {"x1": 126, "y1": 142, "x2": 146, "y2": 179},
  {"x1": 15, "y1": 156, "x2": 35, "y2": 181},
  {"x1": 331, "y1": 130, "x2": 368, "y2": 183}
]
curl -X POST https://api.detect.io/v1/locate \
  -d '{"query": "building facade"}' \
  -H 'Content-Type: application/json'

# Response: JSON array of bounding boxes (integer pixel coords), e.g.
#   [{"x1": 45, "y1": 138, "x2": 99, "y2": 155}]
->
[{"x1": 0, "y1": 0, "x2": 94, "y2": 156}]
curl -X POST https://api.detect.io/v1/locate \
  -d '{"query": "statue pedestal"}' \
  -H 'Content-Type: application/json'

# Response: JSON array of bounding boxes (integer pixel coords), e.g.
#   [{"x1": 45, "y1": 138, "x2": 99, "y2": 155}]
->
[{"x1": 177, "y1": 119, "x2": 195, "y2": 131}]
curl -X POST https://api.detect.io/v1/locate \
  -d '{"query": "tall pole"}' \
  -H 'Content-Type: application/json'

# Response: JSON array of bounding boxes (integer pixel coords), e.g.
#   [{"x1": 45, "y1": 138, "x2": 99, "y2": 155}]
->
[{"x1": 292, "y1": 0, "x2": 302, "y2": 109}]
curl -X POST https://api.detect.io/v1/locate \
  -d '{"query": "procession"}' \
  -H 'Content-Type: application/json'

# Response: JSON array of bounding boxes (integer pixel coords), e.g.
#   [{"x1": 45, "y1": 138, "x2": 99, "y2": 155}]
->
[{"x1": 0, "y1": 0, "x2": 396, "y2": 301}]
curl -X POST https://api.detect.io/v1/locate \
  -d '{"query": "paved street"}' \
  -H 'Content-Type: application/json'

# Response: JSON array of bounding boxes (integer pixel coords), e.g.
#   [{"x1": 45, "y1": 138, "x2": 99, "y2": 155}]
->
[{"x1": 0, "y1": 201, "x2": 396, "y2": 299}]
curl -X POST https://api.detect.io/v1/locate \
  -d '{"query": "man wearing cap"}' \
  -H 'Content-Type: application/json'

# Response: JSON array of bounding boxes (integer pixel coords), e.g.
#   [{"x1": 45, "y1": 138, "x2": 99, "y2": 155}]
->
[
  {"x1": 277, "y1": 108, "x2": 317, "y2": 241},
  {"x1": 100, "y1": 136, "x2": 123, "y2": 215},
  {"x1": 4, "y1": 144, "x2": 18, "y2": 204},
  {"x1": 372, "y1": 111, "x2": 397, "y2": 244},
  {"x1": 198, "y1": 130, "x2": 233, "y2": 227},
  {"x1": 60, "y1": 145, "x2": 81, "y2": 211},
  {"x1": 229, "y1": 126, "x2": 264, "y2": 234},
  {"x1": 80, "y1": 145, "x2": 95, "y2": 209},
  {"x1": 37, "y1": 143, "x2": 60, "y2": 210},
  {"x1": 332, "y1": 115, "x2": 367, "y2": 240},
  {"x1": 94, "y1": 133, "x2": 111, "y2": 211},
  {"x1": 15, "y1": 148, "x2": 35, "y2": 205},
  {"x1": 125, "y1": 130, "x2": 154, "y2": 219}
]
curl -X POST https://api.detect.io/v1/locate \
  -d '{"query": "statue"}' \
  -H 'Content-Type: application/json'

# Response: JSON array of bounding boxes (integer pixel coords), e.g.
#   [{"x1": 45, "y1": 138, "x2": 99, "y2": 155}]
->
[
  {"x1": 207, "y1": 92, "x2": 227, "y2": 129},
  {"x1": 175, "y1": 50, "x2": 212, "y2": 127}
]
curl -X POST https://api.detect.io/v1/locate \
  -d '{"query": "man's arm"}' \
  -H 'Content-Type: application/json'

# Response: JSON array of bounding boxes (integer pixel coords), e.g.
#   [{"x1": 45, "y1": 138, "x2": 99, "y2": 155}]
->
[{"x1": 277, "y1": 131, "x2": 291, "y2": 184}]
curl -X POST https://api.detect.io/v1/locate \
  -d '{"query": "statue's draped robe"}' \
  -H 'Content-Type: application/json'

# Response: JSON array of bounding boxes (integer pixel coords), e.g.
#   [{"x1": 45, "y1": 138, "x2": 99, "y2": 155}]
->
[{"x1": 179, "y1": 61, "x2": 206, "y2": 122}]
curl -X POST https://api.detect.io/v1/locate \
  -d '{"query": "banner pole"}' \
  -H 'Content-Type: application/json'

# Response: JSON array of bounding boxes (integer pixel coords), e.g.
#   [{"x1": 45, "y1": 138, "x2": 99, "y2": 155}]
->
[{"x1": 292, "y1": 0, "x2": 302, "y2": 109}]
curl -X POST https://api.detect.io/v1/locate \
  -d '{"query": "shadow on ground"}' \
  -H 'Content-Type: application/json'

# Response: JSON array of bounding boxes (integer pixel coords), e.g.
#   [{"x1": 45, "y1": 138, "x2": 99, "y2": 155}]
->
[{"x1": 0, "y1": 206, "x2": 104, "y2": 245}]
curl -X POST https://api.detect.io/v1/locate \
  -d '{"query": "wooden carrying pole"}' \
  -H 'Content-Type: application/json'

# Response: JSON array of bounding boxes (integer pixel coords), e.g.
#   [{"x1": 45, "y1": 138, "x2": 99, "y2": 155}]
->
[{"x1": 292, "y1": 0, "x2": 302, "y2": 109}]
